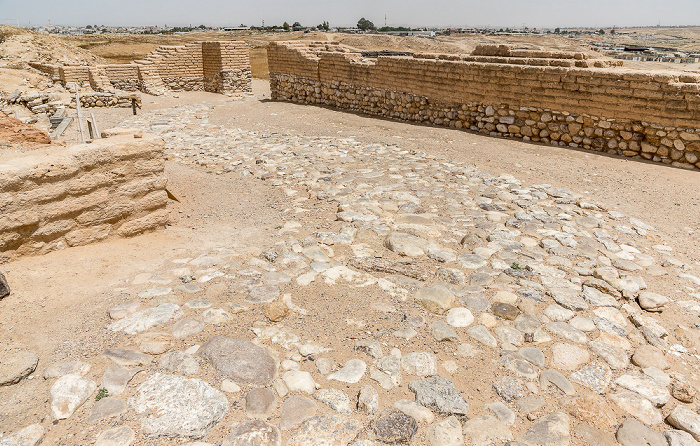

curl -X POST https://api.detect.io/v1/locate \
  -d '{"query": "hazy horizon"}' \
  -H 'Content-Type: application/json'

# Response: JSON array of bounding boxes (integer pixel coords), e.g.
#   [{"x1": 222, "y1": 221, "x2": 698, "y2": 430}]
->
[{"x1": 1, "y1": 0, "x2": 699, "y2": 29}]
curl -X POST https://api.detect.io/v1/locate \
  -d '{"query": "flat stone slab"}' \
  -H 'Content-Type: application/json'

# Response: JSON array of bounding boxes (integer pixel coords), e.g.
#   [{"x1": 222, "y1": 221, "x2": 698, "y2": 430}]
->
[
  {"x1": 107, "y1": 303, "x2": 183, "y2": 335},
  {"x1": 50, "y1": 374, "x2": 97, "y2": 420},
  {"x1": 615, "y1": 374, "x2": 670, "y2": 406},
  {"x1": 131, "y1": 373, "x2": 229, "y2": 438},
  {"x1": 667, "y1": 405, "x2": 700, "y2": 441},
  {"x1": 0, "y1": 347, "x2": 38, "y2": 386},
  {"x1": 0, "y1": 423, "x2": 45, "y2": 446},
  {"x1": 198, "y1": 336, "x2": 278, "y2": 385},
  {"x1": 172, "y1": 318, "x2": 207, "y2": 339},
  {"x1": 43, "y1": 361, "x2": 91, "y2": 379},
  {"x1": 463, "y1": 415, "x2": 512, "y2": 445},
  {"x1": 103, "y1": 349, "x2": 153, "y2": 367},
  {"x1": 87, "y1": 397, "x2": 127, "y2": 424},
  {"x1": 516, "y1": 412, "x2": 570, "y2": 446},
  {"x1": 159, "y1": 351, "x2": 200, "y2": 375},
  {"x1": 101, "y1": 365, "x2": 142, "y2": 396},
  {"x1": 616, "y1": 419, "x2": 666, "y2": 446},
  {"x1": 609, "y1": 390, "x2": 662, "y2": 426},
  {"x1": 95, "y1": 425, "x2": 135, "y2": 446},
  {"x1": 327, "y1": 359, "x2": 366, "y2": 383},
  {"x1": 222, "y1": 419, "x2": 281, "y2": 446},
  {"x1": 279, "y1": 396, "x2": 317, "y2": 430},
  {"x1": 287, "y1": 414, "x2": 361, "y2": 446},
  {"x1": 245, "y1": 285, "x2": 280, "y2": 303},
  {"x1": 107, "y1": 301, "x2": 141, "y2": 320},
  {"x1": 401, "y1": 351, "x2": 438, "y2": 376}
]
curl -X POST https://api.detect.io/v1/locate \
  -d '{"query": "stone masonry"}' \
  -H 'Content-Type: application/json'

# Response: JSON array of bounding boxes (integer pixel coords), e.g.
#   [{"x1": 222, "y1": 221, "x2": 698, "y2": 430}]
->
[
  {"x1": 29, "y1": 41, "x2": 252, "y2": 96},
  {"x1": 268, "y1": 42, "x2": 700, "y2": 170}
]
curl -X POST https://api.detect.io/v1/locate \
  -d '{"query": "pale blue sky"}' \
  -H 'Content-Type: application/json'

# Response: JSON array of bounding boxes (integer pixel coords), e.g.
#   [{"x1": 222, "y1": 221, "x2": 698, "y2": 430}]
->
[{"x1": 1, "y1": 0, "x2": 698, "y2": 28}]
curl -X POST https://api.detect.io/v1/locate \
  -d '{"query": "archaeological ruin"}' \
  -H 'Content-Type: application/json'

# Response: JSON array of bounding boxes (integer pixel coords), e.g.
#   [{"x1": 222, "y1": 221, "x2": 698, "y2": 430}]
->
[
  {"x1": 268, "y1": 42, "x2": 700, "y2": 170},
  {"x1": 30, "y1": 41, "x2": 252, "y2": 96},
  {"x1": 0, "y1": 129, "x2": 167, "y2": 260}
]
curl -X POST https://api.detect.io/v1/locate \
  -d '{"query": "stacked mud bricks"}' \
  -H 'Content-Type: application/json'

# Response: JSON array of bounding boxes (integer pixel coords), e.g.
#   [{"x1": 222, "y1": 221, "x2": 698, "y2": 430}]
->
[
  {"x1": 203, "y1": 41, "x2": 253, "y2": 93},
  {"x1": 31, "y1": 41, "x2": 251, "y2": 96},
  {"x1": 0, "y1": 134, "x2": 168, "y2": 260},
  {"x1": 269, "y1": 42, "x2": 700, "y2": 170}
]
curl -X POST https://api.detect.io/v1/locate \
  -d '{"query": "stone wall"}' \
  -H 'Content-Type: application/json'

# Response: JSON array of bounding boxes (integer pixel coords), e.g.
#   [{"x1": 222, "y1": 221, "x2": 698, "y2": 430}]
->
[
  {"x1": 268, "y1": 42, "x2": 700, "y2": 170},
  {"x1": 27, "y1": 62, "x2": 60, "y2": 79},
  {"x1": 71, "y1": 92, "x2": 138, "y2": 108},
  {"x1": 202, "y1": 41, "x2": 253, "y2": 93},
  {"x1": 30, "y1": 41, "x2": 252, "y2": 96},
  {"x1": 0, "y1": 133, "x2": 168, "y2": 260}
]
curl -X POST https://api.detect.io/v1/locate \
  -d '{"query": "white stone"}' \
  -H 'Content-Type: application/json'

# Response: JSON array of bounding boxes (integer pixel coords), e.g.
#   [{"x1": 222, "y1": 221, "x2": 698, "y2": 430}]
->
[{"x1": 50, "y1": 374, "x2": 97, "y2": 420}]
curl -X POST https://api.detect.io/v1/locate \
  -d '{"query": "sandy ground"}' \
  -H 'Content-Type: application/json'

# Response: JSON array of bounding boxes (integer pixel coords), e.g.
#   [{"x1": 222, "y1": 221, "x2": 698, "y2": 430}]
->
[
  {"x1": 63, "y1": 79, "x2": 700, "y2": 264},
  {"x1": 1, "y1": 79, "x2": 699, "y2": 441}
]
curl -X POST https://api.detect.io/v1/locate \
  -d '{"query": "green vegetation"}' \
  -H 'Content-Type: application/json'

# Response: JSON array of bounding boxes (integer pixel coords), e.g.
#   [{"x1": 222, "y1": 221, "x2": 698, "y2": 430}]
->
[
  {"x1": 95, "y1": 388, "x2": 109, "y2": 401},
  {"x1": 357, "y1": 18, "x2": 376, "y2": 31}
]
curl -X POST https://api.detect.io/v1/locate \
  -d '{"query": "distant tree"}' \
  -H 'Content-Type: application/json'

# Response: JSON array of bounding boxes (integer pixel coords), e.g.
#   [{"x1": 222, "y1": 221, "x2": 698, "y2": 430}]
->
[
  {"x1": 198, "y1": 24, "x2": 206, "y2": 29},
  {"x1": 86, "y1": 25, "x2": 93, "y2": 29},
  {"x1": 554, "y1": 27, "x2": 560, "y2": 33},
  {"x1": 610, "y1": 28, "x2": 616, "y2": 34},
  {"x1": 598, "y1": 29, "x2": 605, "y2": 35},
  {"x1": 283, "y1": 21, "x2": 290, "y2": 31},
  {"x1": 318, "y1": 21, "x2": 330, "y2": 31},
  {"x1": 357, "y1": 17, "x2": 376, "y2": 31},
  {"x1": 292, "y1": 21, "x2": 302, "y2": 28}
]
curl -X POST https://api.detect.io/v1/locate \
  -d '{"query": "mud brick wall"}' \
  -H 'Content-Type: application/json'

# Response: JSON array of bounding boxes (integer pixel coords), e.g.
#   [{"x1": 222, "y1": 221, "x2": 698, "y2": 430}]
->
[
  {"x1": 30, "y1": 41, "x2": 252, "y2": 96},
  {"x1": 269, "y1": 41, "x2": 700, "y2": 170},
  {"x1": 58, "y1": 65, "x2": 91, "y2": 84},
  {"x1": 142, "y1": 44, "x2": 205, "y2": 91},
  {"x1": 0, "y1": 134, "x2": 168, "y2": 260},
  {"x1": 202, "y1": 41, "x2": 253, "y2": 93},
  {"x1": 102, "y1": 65, "x2": 141, "y2": 91},
  {"x1": 28, "y1": 62, "x2": 60, "y2": 79}
]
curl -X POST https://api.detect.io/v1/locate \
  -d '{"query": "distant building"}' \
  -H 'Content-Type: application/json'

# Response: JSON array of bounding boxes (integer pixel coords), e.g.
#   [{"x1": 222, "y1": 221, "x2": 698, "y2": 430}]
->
[{"x1": 380, "y1": 30, "x2": 436, "y2": 37}]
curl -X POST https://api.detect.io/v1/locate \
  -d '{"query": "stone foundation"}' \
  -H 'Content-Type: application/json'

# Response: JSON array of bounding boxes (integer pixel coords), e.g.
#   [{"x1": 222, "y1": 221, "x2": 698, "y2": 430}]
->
[
  {"x1": 30, "y1": 41, "x2": 252, "y2": 96},
  {"x1": 0, "y1": 133, "x2": 168, "y2": 260},
  {"x1": 271, "y1": 74, "x2": 700, "y2": 169},
  {"x1": 268, "y1": 42, "x2": 700, "y2": 170},
  {"x1": 72, "y1": 92, "x2": 139, "y2": 108}
]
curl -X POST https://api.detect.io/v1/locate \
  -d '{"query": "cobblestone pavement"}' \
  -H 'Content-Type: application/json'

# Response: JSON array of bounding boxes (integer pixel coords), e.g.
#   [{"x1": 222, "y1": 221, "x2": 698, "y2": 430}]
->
[{"x1": 3, "y1": 101, "x2": 700, "y2": 446}]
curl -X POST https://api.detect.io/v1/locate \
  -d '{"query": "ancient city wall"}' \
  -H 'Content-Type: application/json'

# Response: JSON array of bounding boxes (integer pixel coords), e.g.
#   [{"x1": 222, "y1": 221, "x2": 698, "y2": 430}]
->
[
  {"x1": 268, "y1": 42, "x2": 700, "y2": 170},
  {"x1": 102, "y1": 65, "x2": 141, "y2": 91},
  {"x1": 30, "y1": 41, "x2": 252, "y2": 96},
  {"x1": 0, "y1": 133, "x2": 168, "y2": 260}
]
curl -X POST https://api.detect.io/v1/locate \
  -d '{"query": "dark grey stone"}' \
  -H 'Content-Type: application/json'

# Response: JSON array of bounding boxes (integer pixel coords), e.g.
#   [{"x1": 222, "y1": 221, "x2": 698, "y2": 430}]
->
[
  {"x1": 0, "y1": 271, "x2": 9, "y2": 298},
  {"x1": 373, "y1": 408, "x2": 418, "y2": 444}
]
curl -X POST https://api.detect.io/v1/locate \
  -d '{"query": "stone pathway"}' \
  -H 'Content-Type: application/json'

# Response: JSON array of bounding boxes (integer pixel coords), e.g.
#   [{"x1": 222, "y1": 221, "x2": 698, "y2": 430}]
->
[{"x1": 4, "y1": 102, "x2": 700, "y2": 445}]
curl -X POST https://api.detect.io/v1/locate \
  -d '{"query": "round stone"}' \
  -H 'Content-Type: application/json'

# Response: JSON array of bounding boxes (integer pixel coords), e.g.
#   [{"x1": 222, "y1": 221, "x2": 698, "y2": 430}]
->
[{"x1": 445, "y1": 307, "x2": 474, "y2": 327}]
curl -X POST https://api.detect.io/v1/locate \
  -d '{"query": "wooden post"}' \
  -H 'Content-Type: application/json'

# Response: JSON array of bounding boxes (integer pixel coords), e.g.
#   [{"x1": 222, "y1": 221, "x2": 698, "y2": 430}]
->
[
  {"x1": 90, "y1": 113, "x2": 101, "y2": 139},
  {"x1": 74, "y1": 84, "x2": 86, "y2": 144},
  {"x1": 131, "y1": 98, "x2": 137, "y2": 115},
  {"x1": 87, "y1": 119, "x2": 95, "y2": 139}
]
